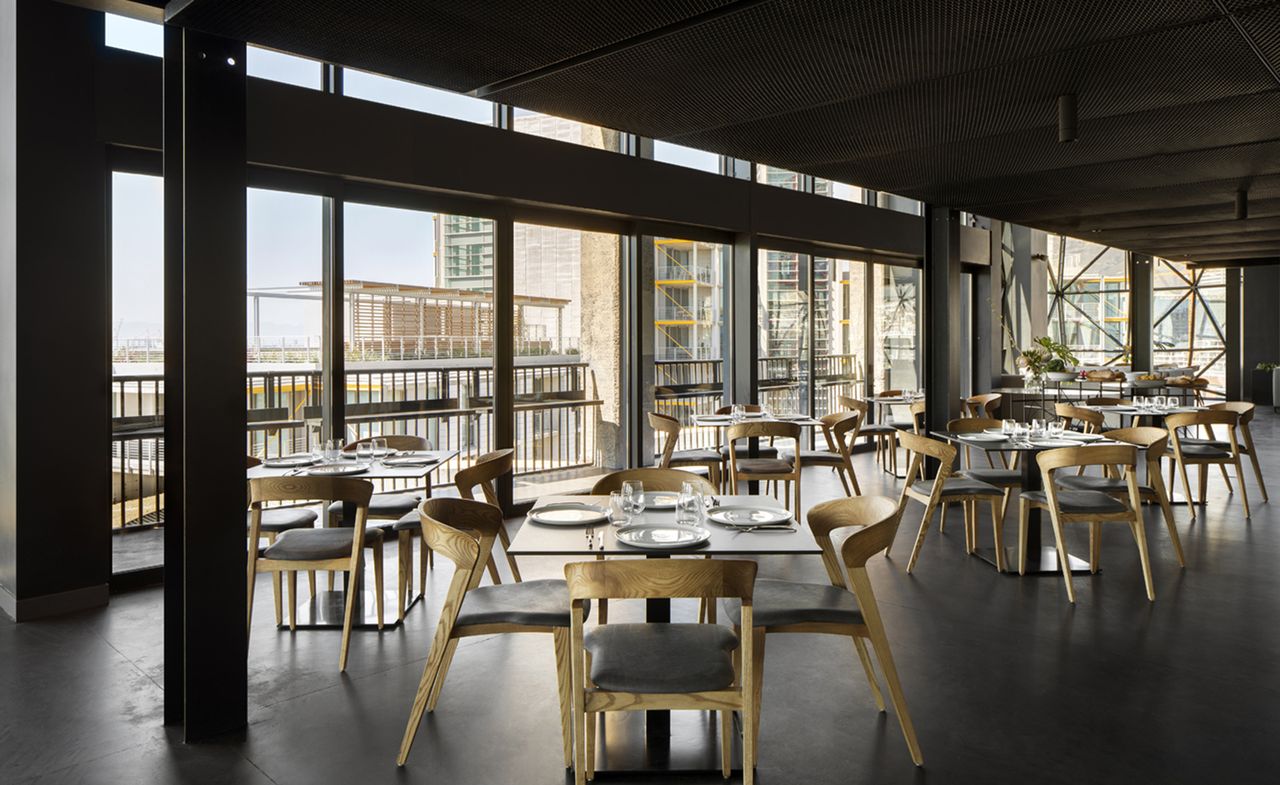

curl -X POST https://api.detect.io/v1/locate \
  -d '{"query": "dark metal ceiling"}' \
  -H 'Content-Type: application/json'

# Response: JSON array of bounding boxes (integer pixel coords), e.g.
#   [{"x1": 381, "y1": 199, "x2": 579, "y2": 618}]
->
[{"x1": 166, "y1": 0, "x2": 1280, "y2": 263}]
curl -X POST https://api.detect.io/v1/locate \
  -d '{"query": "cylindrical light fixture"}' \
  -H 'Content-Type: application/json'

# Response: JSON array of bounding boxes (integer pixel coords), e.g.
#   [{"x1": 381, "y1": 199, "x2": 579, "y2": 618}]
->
[
  {"x1": 1235, "y1": 188, "x2": 1248, "y2": 220},
  {"x1": 1057, "y1": 93, "x2": 1078, "y2": 143}
]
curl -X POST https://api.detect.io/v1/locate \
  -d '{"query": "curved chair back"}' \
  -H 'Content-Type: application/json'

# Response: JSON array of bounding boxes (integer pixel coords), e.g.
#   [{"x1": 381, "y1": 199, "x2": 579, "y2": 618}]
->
[
  {"x1": 726, "y1": 420, "x2": 800, "y2": 444},
  {"x1": 963, "y1": 393, "x2": 1001, "y2": 418},
  {"x1": 1055, "y1": 403, "x2": 1103, "y2": 433},
  {"x1": 908, "y1": 400, "x2": 927, "y2": 432},
  {"x1": 345, "y1": 434, "x2": 433, "y2": 452},
  {"x1": 1105, "y1": 426, "x2": 1169, "y2": 458},
  {"x1": 818, "y1": 409, "x2": 862, "y2": 452},
  {"x1": 1211, "y1": 401, "x2": 1255, "y2": 424},
  {"x1": 455, "y1": 449, "x2": 514, "y2": 506},
  {"x1": 566, "y1": 558, "x2": 756, "y2": 603},
  {"x1": 419, "y1": 497, "x2": 504, "y2": 588},
  {"x1": 715, "y1": 403, "x2": 763, "y2": 415},
  {"x1": 807, "y1": 496, "x2": 901, "y2": 586},
  {"x1": 1037, "y1": 444, "x2": 1136, "y2": 476},
  {"x1": 895, "y1": 431, "x2": 957, "y2": 503},
  {"x1": 590, "y1": 468, "x2": 716, "y2": 495},
  {"x1": 1086, "y1": 397, "x2": 1131, "y2": 407},
  {"x1": 649, "y1": 411, "x2": 683, "y2": 467},
  {"x1": 248, "y1": 476, "x2": 373, "y2": 550},
  {"x1": 946, "y1": 417, "x2": 1000, "y2": 433}
]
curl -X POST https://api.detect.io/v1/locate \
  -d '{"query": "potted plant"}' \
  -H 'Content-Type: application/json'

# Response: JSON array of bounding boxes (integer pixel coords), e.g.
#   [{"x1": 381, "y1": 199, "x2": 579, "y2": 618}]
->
[
  {"x1": 1256, "y1": 362, "x2": 1278, "y2": 408},
  {"x1": 1018, "y1": 336, "x2": 1078, "y2": 389}
]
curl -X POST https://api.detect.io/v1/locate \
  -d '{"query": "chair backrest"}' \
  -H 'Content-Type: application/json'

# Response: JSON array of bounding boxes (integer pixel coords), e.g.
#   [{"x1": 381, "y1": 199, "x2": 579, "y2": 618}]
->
[
  {"x1": 248, "y1": 476, "x2": 372, "y2": 544},
  {"x1": 964, "y1": 393, "x2": 1001, "y2": 418},
  {"x1": 1086, "y1": 397, "x2": 1131, "y2": 407},
  {"x1": 648, "y1": 412, "x2": 682, "y2": 467},
  {"x1": 908, "y1": 400, "x2": 927, "y2": 432},
  {"x1": 1210, "y1": 401, "x2": 1255, "y2": 424},
  {"x1": 344, "y1": 434, "x2": 433, "y2": 452},
  {"x1": 1055, "y1": 403, "x2": 1103, "y2": 433},
  {"x1": 726, "y1": 420, "x2": 801, "y2": 444},
  {"x1": 896, "y1": 431, "x2": 957, "y2": 502},
  {"x1": 946, "y1": 417, "x2": 1001, "y2": 434},
  {"x1": 1166, "y1": 410, "x2": 1242, "y2": 457},
  {"x1": 877, "y1": 390, "x2": 903, "y2": 398},
  {"x1": 1104, "y1": 426, "x2": 1169, "y2": 460},
  {"x1": 715, "y1": 403, "x2": 762, "y2": 415},
  {"x1": 807, "y1": 496, "x2": 902, "y2": 587},
  {"x1": 590, "y1": 468, "x2": 716, "y2": 495},
  {"x1": 455, "y1": 449, "x2": 514, "y2": 505},
  {"x1": 565, "y1": 558, "x2": 756, "y2": 604},
  {"x1": 818, "y1": 409, "x2": 862, "y2": 454},
  {"x1": 837, "y1": 395, "x2": 866, "y2": 414},
  {"x1": 1036, "y1": 444, "x2": 1136, "y2": 476},
  {"x1": 418, "y1": 497, "x2": 505, "y2": 592}
]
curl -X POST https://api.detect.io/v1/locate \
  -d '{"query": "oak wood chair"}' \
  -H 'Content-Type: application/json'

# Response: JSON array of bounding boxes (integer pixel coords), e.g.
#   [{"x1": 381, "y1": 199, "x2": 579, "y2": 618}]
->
[
  {"x1": 779, "y1": 409, "x2": 863, "y2": 496},
  {"x1": 1085, "y1": 397, "x2": 1131, "y2": 407},
  {"x1": 565, "y1": 558, "x2": 758, "y2": 785},
  {"x1": 842, "y1": 396, "x2": 898, "y2": 472},
  {"x1": 726, "y1": 421, "x2": 803, "y2": 513},
  {"x1": 727, "y1": 495, "x2": 922, "y2": 767},
  {"x1": 246, "y1": 455, "x2": 319, "y2": 626},
  {"x1": 871, "y1": 391, "x2": 911, "y2": 473},
  {"x1": 1019, "y1": 445, "x2": 1152, "y2": 602},
  {"x1": 963, "y1": 392, "x2": 1002, "y2": 418},
  {"x1": 897, "y1": 430, "x2": 1006, "y2": 572},
  {"x1": 1166, "y1": 410, "x2": 1251, "y2": 520},
  {"x1": 949, "y1": 418, "x2": 1020, "y2": 524},
  {"x1": 454, "y1": 448, "x2": 519, "y2": 584},
  {"x1": 713, "y1": 404, "x2": 779, "y2": 460},
  {"x1": 1057, "y1": 426, "x2": 1185, "y2": 568},
  {"x1": 649, "y1": 411, "x2": 723, "y2": 490},
  {"x1": 397, "y1": 497, "x2": 578, "y2": 768},
  {"x1": 589, "y1": 467, "x2": 717, "y2": 495},
  {"x1": 1186, "y1": 402, "x2": 1269, "y2": 504},
  {"x1": 247, "y1": 476, "x2": 379, "y2": 671},
  {"x1": 1054, "y1": 403, "x2": 1104, "y2": 433}
]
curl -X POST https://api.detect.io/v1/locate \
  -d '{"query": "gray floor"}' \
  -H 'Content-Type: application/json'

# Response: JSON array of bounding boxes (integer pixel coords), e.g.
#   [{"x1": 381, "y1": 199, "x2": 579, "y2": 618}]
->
[{"x1": 6, "y1": 414, "x2": 1280, "y2": 784}]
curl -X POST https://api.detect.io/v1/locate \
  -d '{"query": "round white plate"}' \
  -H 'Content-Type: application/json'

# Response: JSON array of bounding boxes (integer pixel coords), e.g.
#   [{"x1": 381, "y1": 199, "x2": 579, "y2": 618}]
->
[
  {"x1": 615, "y1": 524, "x2": 711, "y2": 550},
  {"x1": 698, "y1": 415, "x2": 732, "y2": 423},
  {"x1": 307, "y1": 463, "x2": 369, "y2": 476},
  {"x1": 962, "y1": 432, "x2": 1007, "y2": 441},
  {"x1": 528, "y1": 502, "x2": 609, "y2": 526},
  {"x1": 263, "y1": 455, "x2": 318, "y2": 469},
  {"x1": 1028, "y1": 439, "x2": 1076, "y2": 449},
  {"x1": 1060, "y1": 431, "x2": 1104, "y2": 442},
  {"x1": 643, "y1": 491, "x2": 679, "y2": 510},
  {"x1": 384, "y1": 454, "x2": 440, "y2": 467},
  {"x1": 740, "y1": 411, "x2": 766, "y2": 418},
  {"x1": 706, "y1": 506, "x2": 791, "y2": 527}
]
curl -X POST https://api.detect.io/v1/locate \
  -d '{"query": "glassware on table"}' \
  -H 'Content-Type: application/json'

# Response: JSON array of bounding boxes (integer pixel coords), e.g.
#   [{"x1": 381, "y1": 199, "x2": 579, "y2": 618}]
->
[
  {"x1": 676, "y1": 481, "x2": 703, "y2": 527},
  {"x1": 1048, "y1": 420, "x2": 1064, "y2": 438},
  {"x1": 372, "y1": 437, "x2": 388, "y2": 460},
  {"x1": 621, "y1": 480, "x2": 645, "y2": 515},
  {"x1": 1134, "y1": 395, "x2": 1147, "y2": 409},
  {"x1": 323, "y1": 438, "x2": 341, "y2": 462},
  {"x1": 731, "y1": 403, "x2": 746, "y2": 423},
  {"x1": 1030, "y1": 419, "x2": 1045, "y2": 439},
  {"x1": 1001, "y1": 419, "x2": 1017, "y2": 436},
  {"x1": 608, "y1": 491, "x2": 628, "y2": 526},
  {"x1": 1165, "y1": 396, "x2": 1179, "y2": 410},
  {"x1": 1012, "y1": 422, "x2": 1029, "y2": 446},
  {"x1": 356, "y1": 440, "x2": 372, "y2": 462}
]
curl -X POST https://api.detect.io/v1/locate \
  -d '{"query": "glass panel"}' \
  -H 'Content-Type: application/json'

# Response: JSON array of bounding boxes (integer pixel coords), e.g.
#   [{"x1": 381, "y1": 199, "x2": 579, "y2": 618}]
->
[
  {"x1": 1048, "y1": 236, "x2": 1129, "y2": 367},
  {"x1": 813, "y1": 258, "x2": 866, "y2": 418},
  {"x1": 756, "y1": 250, "x2": 810, "y2": 415},
  {"x1": 1151, "y1": 258, "x2": 1227, "y2": 394},
  {"x1": 342, "y1": 203, "x2": 496, "y2": 485},
  {"x1": 105, "y1": 13, "x2": 162, "y2": 57},
  {"x1": 513, "y1": 224, "x2": 622, "y2": 499},
  {"x1": 653, "y1": 238, "x2": 727, "y2": 453},
  {"x1": 873, "y1": 265, "x2": 921, "y2": 395},
  {"x1": 247, "y1": 46, "x2": 323, "y2": 89},
  {"x1": 814, "y1": 178, "x2": 865, "y2": 203},
  {"x1": 110, "y1": 172, "x2": 165, "y2": 573},
  {"x1": 246, "y1": 189, "x2": 324, "y2": 461},
  {"x1": 757, "y1": 165, "x2": 804, "y2": 190},
  {"x1": 653, "y1": 141, "x2": 721, "y2": 173},
  {"x1": 513, "y1": 109, "x2": 621, "y2": 152},
  {"x1": 343, "y1": 69, "x2": 494, "y2": 124}
]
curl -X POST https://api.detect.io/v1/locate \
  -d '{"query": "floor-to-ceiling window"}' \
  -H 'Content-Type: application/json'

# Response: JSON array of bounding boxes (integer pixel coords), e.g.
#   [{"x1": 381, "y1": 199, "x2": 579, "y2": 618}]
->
[
  {"x1": 873, "y1": 264, "x2": 922, "y2": 394},
  {"x1": 512, "y1": 223, "x2": 622, "y2": 499},
  {"x1": 814, "y1": 258, "x2": 867, "y2": 417},
  {"x1": 1047, "y1": 235, "x2": 1130, "y2": 367},
  {"x1": 653, "y1": 238, "x2": 727, "y2": 452},
  {"x1": 1153, "y1": 259, "x2": 1227, "y2": 393},
  {"x1": 756, "y1": 250, "x2": 810, "y2": 415}
]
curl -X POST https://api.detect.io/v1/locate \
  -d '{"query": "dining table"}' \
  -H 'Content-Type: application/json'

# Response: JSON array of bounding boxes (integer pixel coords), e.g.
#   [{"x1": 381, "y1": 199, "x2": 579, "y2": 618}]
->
[
  {"x1": 248, "y1": 448, "x2": 458, "y2": 630},
  {"x1": 507, "y1": 493, "x2": 820, "y2": 773},
  {"x1": 1083, "y1": 404, "x2": 1207, "y2": 504},
  {"x1": 934, "y1": 430, "x2": 1112, "y2": 575}
]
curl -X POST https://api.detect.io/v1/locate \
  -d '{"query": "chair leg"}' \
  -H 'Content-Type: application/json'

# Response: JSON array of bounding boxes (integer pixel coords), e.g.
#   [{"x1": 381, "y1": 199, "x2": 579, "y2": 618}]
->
[
  {"x1": 720, "y1": 710, "x2": 732, "y2": 778},
  {"x1": 485, "y1": 555, "x2": 503, "y2": 585},
  {"x1": 272, "y1": 570, "x2": 283, "y2": 627},
  {"x1": 498, "y1": 525, "x2": 523, "y2": 582},
  {"x1": 426, "y1": 639, "x2": 460, "y2": 711},
  {"x1": 864, "y1": 619, "x2": 923, "y2": 766},
  {"x1": 572, "y1": 652, "x2": 588, "y2": 785},
  {"x1": 338, "y1": 565, "x2": 360, "y2": 672},
  {"x1": 938, "y1": 503, "x2": 947, "y2": 533},
  {"x1": 420, "y1": 536, "x2": 429, "y2": 593},
  {"x1": 852, "y1": 635, "x2": 885, "y2": 711},
  {"x1": 1177, "y1": 459, "x2": 1195, "y2": 520},
  {"x1": 1018, "y1": 501, "x2": 1030, "y2": 575},
  {"x1": 308, "y1": 570, "x2": 317, "y2": 600},
  {"x1": 1131, "y1": 519, "x2": 1155, "y2": 601},
  {"x1": 1088, "y1": 522, "x2": 1101, "y2": 573},
  {"x1": 245, "y1": 559, "x2": 258, "y2": 638},
  {"x1": 751, "y1": 629, "x2": 766, "y2": 768},
  {"x1": 397, "y1": 631, "x2": 452, "y2": 766},
  {"x1": 1248, "y1": 450, "x2": 1269, "y2": 503},
  {"x1": 905, "y1": 498, "x2": 939, "y2": 574},
  {"x1": 372, "y1": 542, "x2": 385, "y2": 631},
  {"x1": 1236, "y1": 459, "x2": 1252, "y2": 518},
  {"x1": 847, "y1": 461, "x2": 862, "y2": 495},
  {"x1": 552, "y1": 628, "x2": 574, "y2": 769},
  {"x1": 1198, "y1": 464, "x2": 1208, "y2": 505},
  {"x1": 836, "y1": 466, "x2": 852, "y2": 496},
  {"x1": 964, "y1": 501, "x2": 976, "y2": 554},
  {"x1": 585, "y1": 705, "x2": 597, "y2": 781},
  {"x1": 1047, "y1": 511, "x2": 1075, "y2": 604},
  {"x1": 990, "y1": 499, "x2": 1006, "y2": 572},
  {"x1": 397, "y1": 531, "x2": 411, "y2": 622},
  {"x1": 287, "y1": 570, "x2": 297, "y2": 632},
  {"x1": 1218, "y1": 464, "x2": 1233, "y2": 494}
]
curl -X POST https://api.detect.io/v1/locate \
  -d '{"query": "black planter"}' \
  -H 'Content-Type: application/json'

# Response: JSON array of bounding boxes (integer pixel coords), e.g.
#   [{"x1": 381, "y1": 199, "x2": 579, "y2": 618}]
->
[{"x1": 1252, "y1": 369, "x2": 1274, "y2": 407}]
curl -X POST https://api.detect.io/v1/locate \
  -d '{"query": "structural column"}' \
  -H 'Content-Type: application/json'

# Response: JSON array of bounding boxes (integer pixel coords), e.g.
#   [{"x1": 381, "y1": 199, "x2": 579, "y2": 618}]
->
[
  {"x1": 1226, "y1": 268, "x2": 1242, "y2": 400},
  {"x1": 1008, "y1": 224, "x2": 1048, "y2": 350},
  {"x1": 163, "y1": 25, "x2": 249, "y2": 740},
  {"x1": 1129, "y1": 253, "x2": 1153, "y2": 371},
  {"x1": 493, "y1": 214, "x2": 515, "y2": 511},
  {"x1": 627, "y1": 235, "x2": 656, "y2": 467},
  {"x1": 922, "y1": 206, "x2": 962, "y2": 437},
  {"x1": 729, "y1": 234, "x2": 760, "y2": 404}
]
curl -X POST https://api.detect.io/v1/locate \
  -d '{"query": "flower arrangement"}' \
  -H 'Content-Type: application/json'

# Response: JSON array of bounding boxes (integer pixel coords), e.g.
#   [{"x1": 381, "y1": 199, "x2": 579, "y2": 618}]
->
[{"x1": 1017, "y1": 336, "x2": 1078, "y2": 389}]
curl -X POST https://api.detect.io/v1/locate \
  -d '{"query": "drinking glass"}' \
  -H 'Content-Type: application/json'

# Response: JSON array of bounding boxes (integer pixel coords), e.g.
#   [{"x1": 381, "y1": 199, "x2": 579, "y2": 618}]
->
[
  {"x1": 608, "y1": 491, "x2": 628, "y2": 526},
  {"x1": 356, "y1": 440, "x2": 373, "y2": 463},
  {"x1": 731, "y1": 403, "x2": 746, "y2": 422},
  {"x1": 1164, "y1": 396, "x2": 1179, "y2": 410},
  {"x1": 1134, "y1": 395, "x2": 1147, "y2": 409},
  {"x1": 323, "y1": 438, "x2": 339, "y2": 462},
  {"x1": 676, "y1": 481, "x2": 702, "y2": 526},
  {"x1": 1030, "y1": 419, "x2": 1044, "y2": 438},
  {"x1": 1048, "y1": 421, "x2": 1064, "y2": 438},
  {"x1": 1001, "y1": 419, "x2": 1017, "y2": 436},
  {"x1": 372, "y1": 437, "x2": 388, "y2": 459},
  {"x1": 1013, "y1": 423, "x2": 1029, "y2": 446},
  {"x1": 622, "y1": 480, "x2": 644, "y2": 515}
]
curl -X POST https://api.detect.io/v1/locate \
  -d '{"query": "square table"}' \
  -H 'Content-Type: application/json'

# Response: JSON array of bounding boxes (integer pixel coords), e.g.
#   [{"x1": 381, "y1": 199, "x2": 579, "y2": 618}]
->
[
  {"x1": 508, "y1": 494, "x2": 820, "y2": 772},
  {"x1": 248, "y1": 449, "x2": 458, "y2": 629}
]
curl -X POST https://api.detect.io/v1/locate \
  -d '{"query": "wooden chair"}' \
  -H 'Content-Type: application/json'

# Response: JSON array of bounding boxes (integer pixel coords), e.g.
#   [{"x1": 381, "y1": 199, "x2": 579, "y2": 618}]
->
[
  {"x1": 397, "y1": 498, "x2": 578, "y2": 768},
  {"x1": 246, "y1": 456, "x2": 319, "y2": 626},
  {"x1": 247, "y1": 476, "x2": 380, "y2": 671},
  {"x1": 729, "y1": 496, "x2": 922, "y2": 767},
  {"x1": 1166, "y1": 410, "x2": 1251, "y2": 519},
  {"x1": 949, "y1": 418, "x2": 1020, "y2": 523},
  {"x1": 726, "y1": 421, "x2": 803, "y2": 513},
  {"x1": 1054, "y1": 403, "x2": 1104, "y2": 433},
  {"x1": 454, "y1": 449, "x2": 519, "y2": 584},
  {"x1": 590, "y1": 467, "x2": 717, "y2": 495},
  {"x1": 1057, "y1": 426, "x2": 1185, "y2": 569},
  {"x1": 900, "y1": 400, "x2": 927, "y2": 479},
  {"x1": 1019, "y1": 445, "x2": 1152, "y2": 602},
  {"x1": 843, "y1": 396, "x2": 898, "y2": 473},
  {"x1": 650, "y1": 412, "x2": 722, "y2": 490},
  {"x1": 897, "y1": 430, "x2": 1007, "y2": 573},
  {"x1": 565, "y1": 558, "x2": 758, "y2": 785},
  {"x1": 714, "y1": 404, "x2": 779, "y2": 460},
  {"x1": 1186, "y1": 402, "x2": 1269, "y2": 504},
  {"x1": 779, "y1": 409, "x2": 862, "y2": 496},
  {"x1": 1085, "y1": 397, "x2": 1131, "y2": 406},
  {"x1": 964, "y1": 392, "x2": 1002, "y2": 418}
]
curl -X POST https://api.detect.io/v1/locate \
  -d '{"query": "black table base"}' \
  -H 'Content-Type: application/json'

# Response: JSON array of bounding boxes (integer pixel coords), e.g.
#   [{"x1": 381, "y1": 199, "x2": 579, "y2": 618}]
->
[{"x1": 975, "y1": 546, "x2": 1092, "y2": 575}]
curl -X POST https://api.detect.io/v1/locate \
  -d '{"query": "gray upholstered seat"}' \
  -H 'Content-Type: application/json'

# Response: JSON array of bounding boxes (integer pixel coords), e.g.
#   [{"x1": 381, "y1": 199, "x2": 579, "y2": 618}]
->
[
  {"x1": 584, "y1": 623, "x2": 739, "y2": 693},
  {"x1": 908, "y1": 477, "x2": 1003, "y2": 497},
  {"x1": 778, "y1": 448, "x2": 844, "y2": 465},
  {"x1": 719, "y1": 444, "x2": 780, "y2": 459},
  {"x1": 1022, "y1": 489, "x2": 1129, "y2": 514},
  {"x1": 392, "y1": 510, "x2": 421, "y2": 531},
  {"x1": 859, "y1": 423, "x2": 899, "y2": 435},
  {"x1": 454, "y1": 579, "x2": 581, "y2": 629},
  {"x1": 263, "y1": 527, "x2": 381, "y2": 561},
  {"x1": 1178, "y1": 443, "x2": 1231, "y2": 459},
  {"x1": 721, "y1": 579, "x2": 862, "y2": 628},
  {"x1": 957, "y1": 468, "x2": 1021, "y2": 486},
  {"x1": 328, "y1": 493, "x2": 420, "y2": 524},
  {"x1": 670, "y1": 448, "x2": 721, "y2": 464},
  {"x1": 1179, "y1": 437, "x2": 1230, "y2": 450},
  {"x1": 734, "y1": 457, "x2": 794, "y2": 474},
  {"x1": 247, "y1": 507, "x2": 318, "y2": 534},
  {"x1": 1057, "y1": 475, "x2": 1154, "y2": 495}
]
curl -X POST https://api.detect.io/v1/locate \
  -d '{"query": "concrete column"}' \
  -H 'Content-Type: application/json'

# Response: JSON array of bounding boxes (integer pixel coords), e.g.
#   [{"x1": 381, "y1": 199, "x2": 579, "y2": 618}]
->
[{"x1": 580, "y1": 230, "x2": 622, "y2": 469}]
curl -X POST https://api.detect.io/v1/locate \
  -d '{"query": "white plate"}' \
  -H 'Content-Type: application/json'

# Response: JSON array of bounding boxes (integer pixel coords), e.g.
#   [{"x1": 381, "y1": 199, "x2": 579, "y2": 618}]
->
[
  {"x1": 263, "y1": 455, "x2": 318, "y2": 469},
  {"x1": 740, "y1": 411, "x2": 766, "y2": 418},
  {"x1": 615, "y1": 524, "x2": 711, "y2": 550},
  {"x1": 706, "y1": 506, "x2": 792, "y2": 527},
  {"x1": 307, "y1": 463, "x2": 369, "y2": 476},
  {"x1": 962, "y1": 432, "x2": 1007, "y2": 442},
  {"x1": 698, "y1": 415, "x2": 733, "y2": 423},
  {"x1": 1060, "y1": 431, "x2": 1105, "y2": 442},
  {"x1": 643, "y1": 491, "x2": 679, "y2": 510},
  {"x1": 1028, "y1": 439, "x2": 1076, "y2": 449},
  {"x1": 383, "y1": 454, "x2": 440, "y2": 467},
  {"x1": 528, "y1": 502, "x2": 609, "y2": 526}
]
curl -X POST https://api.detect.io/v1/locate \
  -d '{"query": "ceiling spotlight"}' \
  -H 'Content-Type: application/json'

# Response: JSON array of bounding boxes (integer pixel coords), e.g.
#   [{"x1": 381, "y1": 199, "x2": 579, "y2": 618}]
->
[
  {"x1": 1057, "y1": 94, "x2": 1078, "y2": 143},
  {"x1": 1235, "y1": 188, "x2": 1248, "y2": 220}
]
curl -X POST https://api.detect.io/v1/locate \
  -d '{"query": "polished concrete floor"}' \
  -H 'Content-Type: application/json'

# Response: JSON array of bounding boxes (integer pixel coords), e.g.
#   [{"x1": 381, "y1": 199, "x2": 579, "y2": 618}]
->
[{"x1": 5, "y1": 414, "x2": 1280, "y2": 784}]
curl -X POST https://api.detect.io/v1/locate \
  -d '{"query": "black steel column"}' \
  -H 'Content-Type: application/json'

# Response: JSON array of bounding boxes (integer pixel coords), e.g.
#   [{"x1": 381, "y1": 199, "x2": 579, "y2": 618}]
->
[
  {"x1": 729, "y1": 234, "x2": 760, "y2": 404},
  {"x1": 1226, "y1": 268, "x2": 1243, "y2": 399},
  {"x1": 167, "y1": 27, "x2": 249, "y2": 740},
  {"x1": 1130, "y1": 253, "x2": 1153, "y2": 371},
  {"x1": 321, "y1": 196, "x2": 344, "y2": 441},
  {"x1": 627, "y1": 235, "x2": 656, "y2": 467},
  {"x1": 973, "y1": 220, "x2": 1003, "y2": 393},
  {"x1": 494, "y1": 213, "x2": 515, "y2": 511},
  {"x1": 923, "y1": 206, "x2": 962, "y2": 438}
]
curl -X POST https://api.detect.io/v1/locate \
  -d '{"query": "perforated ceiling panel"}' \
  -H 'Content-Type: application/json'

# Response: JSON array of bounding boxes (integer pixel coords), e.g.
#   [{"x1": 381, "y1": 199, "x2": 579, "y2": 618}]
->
[{"x1": 168, "y1": 0, "x2": 1280, "y2": 262}]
